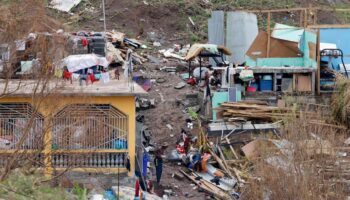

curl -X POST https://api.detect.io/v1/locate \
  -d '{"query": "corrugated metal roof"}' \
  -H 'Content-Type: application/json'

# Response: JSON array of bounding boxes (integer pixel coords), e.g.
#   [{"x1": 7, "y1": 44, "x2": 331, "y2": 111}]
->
[
  {"x1": 272, "y1": 23, "x2": 304, "y2": 43},
  {"x1": 226, "y1": 11, "x2": 258, "y2": 65}
]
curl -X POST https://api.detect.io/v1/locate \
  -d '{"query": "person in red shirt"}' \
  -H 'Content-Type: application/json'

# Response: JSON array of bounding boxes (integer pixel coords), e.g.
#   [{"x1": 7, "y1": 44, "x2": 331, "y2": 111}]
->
[
  {"x1": 63, "y1": 68, "x2": 72, "y2": 84},
  {"x1": 89, "y1": 73, "x2": 95, "y2": 84},
  {"x1": 80, "y1": 37, "x2": 88, "y2": 47}
]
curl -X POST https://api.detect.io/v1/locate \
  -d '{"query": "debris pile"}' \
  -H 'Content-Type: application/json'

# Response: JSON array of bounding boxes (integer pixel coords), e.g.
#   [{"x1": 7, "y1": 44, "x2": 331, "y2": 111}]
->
[
  {"x1": 217, "y1": 102, "x2": 295, "y2": 122},
  {"x1": 159, "y1": 44, "x2": 189, "y2": 61}
]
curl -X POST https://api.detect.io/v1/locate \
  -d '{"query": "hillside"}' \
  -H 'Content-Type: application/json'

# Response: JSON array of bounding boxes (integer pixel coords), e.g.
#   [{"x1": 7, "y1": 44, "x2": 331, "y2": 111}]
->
[{"x1": 48, "y1": 0, "x2": 350, "y2": 44}]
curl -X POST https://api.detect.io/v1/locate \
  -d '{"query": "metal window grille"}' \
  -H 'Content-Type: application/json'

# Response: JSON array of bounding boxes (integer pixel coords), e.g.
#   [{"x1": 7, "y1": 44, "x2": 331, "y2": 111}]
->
[
  {"x1": 52, "y1": 104, "x2": 128, "y2": 150},
  {"x1": 0, "y1": 103, "x2": 44, "y2": 150}
]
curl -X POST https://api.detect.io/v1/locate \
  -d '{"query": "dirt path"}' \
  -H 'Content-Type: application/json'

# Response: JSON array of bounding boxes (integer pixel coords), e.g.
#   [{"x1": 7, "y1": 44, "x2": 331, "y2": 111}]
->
[{"x1": 138, "y1": 60, "x2": 207, "y2": 199}]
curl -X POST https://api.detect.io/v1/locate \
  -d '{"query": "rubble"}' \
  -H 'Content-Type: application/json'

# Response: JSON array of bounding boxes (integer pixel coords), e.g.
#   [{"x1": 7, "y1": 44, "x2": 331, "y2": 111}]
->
[
  {"x1": 344, "y1": 137, "x2": 350, "y2": 145},
  {"x1": 160, "y1": 66, "x2": 177, "y2": 73},
  {"x1": 159, "y1": 49, "x2": 185, "y2": 60},
  {"x1": 156, "y1": 78, "x2": 166, "y2": 83},
  {"x1": 171, "y1": 172, "x2": 184, "y2": 180},
  {"x1": 147, "y1": 55, "x2": 162, "y2": 64},
  {"x1": 174, "y1": 82, "x2": 186, "y2": 89},
  {"x1": 159, "y1": 93, "x2": 165, "y2": 102},
  {"x1": 153, "y1": 42, "x2": 162, "y2": 47},
  {"x1": 111, "y1": 186, "x2": 162, "y2": 200},
  {"x1": 50, "y1": 0, "x2": 82, "y2": 12},
  {"x1": 166, "y1": 124, "x2": 173, "y2": 131},
  {"x1": 136, "y1": 98, "x2": 156, "y2": 110}
]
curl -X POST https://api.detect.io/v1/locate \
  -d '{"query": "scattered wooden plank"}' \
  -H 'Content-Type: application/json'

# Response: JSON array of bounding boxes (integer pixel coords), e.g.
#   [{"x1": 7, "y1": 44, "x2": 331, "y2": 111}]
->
[
  {"x1": 188, "y1": 17, "x2": 195, "y2": 26},
  {"x1": 209, "y1": 149, "x2": 229, "y2": 173},
  {"x1": 179, "y1": 170, "x2": 218, "y2": 199},
  {"x1": 229, "y1": 166, "x2": 245, "y2": 183},
  {"x1": 217, "y1": 146, "x2": 232, "y2": 174},
  {"x1": 220, "y1": 102, "x2": 282, "y2": 110},
  {"x1": 308, "y1": 121, "x2": 347, "y2": 130},
  {"x1": 180, "y1": 170, "x2": 231, "y2": 200},
  {"x1": 240, "y1": 100, "x2": 269, "y2": 105},
  {"x1": 225, "y1": 137, "x2": 239, "y2": 160},
  {"x1": 191, "y1": 172, "x2": 233, "y2": 200},
  {"x1": 226, "y1": 160, "x2": 247, "y2": 163}
]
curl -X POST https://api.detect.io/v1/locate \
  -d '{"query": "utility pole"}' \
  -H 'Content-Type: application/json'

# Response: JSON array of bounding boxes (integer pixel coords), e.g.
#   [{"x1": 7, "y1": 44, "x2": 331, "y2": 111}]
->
[
  {"x1": 102, "y1": 0, "x2": 107, "y2": 33},
  {"x1": 117, "y1": 165, "x2": 120, "y2": 199},
  {"x1": 102, "y1": 0, "x2": 107, "y2": 59}
]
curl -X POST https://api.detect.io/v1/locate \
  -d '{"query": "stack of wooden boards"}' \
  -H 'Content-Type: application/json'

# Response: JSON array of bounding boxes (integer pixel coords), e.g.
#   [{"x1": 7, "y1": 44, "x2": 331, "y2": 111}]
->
[{"x1": 217, "y1": 101, "x2": 294, "y2": 122}]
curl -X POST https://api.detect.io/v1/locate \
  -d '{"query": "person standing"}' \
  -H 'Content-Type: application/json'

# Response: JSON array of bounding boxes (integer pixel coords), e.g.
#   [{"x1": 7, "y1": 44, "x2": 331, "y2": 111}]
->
[{"x1": 154, "y1": 155, "x2": 163, "y2": 185}]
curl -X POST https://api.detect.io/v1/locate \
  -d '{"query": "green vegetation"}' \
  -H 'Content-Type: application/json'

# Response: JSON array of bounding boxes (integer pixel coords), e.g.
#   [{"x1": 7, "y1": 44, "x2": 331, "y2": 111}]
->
[
  {"x1": 0, "y1": 170, "x2": 78, "y2": 200},
  {"x1": 72, "y1": 183, "x2": 88, "y2": 200},
  {"x1": 332, "y1": 80, "x2": 350, "y2": 127},
  {"x1": 335, "y1": 10, "x2": 350, "y2": 23},
  {"x1": 188, "y1": 107, "x2": 199, "y2": 120},
  {"x1": 211, "y1": 0, "x2": 296, "y2": 9},
  {"x1": 190, "y1": 33, "x2": 200, "y2": 43}
]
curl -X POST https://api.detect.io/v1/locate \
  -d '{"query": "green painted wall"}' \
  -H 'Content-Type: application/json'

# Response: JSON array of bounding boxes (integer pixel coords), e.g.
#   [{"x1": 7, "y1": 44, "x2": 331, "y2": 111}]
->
[{"x1": 212, "y1": 92, "x2": 228, "y2": 121}]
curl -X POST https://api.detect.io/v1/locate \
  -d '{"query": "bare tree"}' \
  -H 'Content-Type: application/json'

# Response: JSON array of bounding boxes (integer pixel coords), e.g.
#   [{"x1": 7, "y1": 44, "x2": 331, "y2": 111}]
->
[{"x1": 0, "y1": 0, "x2": 71, "y2": 181}]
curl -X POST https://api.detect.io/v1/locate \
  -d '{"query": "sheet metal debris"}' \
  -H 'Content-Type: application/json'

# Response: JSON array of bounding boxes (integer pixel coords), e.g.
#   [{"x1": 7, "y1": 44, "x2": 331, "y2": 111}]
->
[{"x1": 50, "y1": 0, "x2": 82, "y2": 12}]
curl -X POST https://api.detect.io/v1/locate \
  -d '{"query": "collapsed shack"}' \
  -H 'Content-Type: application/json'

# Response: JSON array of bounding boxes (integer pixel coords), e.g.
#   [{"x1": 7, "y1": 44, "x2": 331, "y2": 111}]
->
[
  {"x1": 159, "y1": 86, "x2": 350, "y2": 199},
  {"x1": 238, "y1": 107, "x2": 350, "y2": 199},
  {"x1": 197, "y1": 101, "x2": 348, "y2": 199}
]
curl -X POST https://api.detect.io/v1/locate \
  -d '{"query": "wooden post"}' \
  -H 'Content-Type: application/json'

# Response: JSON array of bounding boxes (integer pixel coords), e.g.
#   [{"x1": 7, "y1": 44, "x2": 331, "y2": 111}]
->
[
  {"x1": 312, "y1": 71, "x2": 316, "y2": 95},
  {"x1": 225, "y1": 137, "x2": 239, "y2": 159},
  {"x1": 299, "y1": 10, "x2": 303, "y2": 27},
  {"x1": 304, "y1": 9, "x2": 308, "y2": 28},
  {"x1": 267, "y1": 12, "x2": 271, "y2": 58},
  {"x1": 292, "y1": 74, "x2": 296, "y2": 92},
  {"x1": 273, "y1": 72, "x2": 277, "y2": 92},
  {"x1": 43, "y1": 116, "x2": 53, "y2": 177},
  {"x1": 316, "y1": 28, "x2": 321, "y2": 95}
]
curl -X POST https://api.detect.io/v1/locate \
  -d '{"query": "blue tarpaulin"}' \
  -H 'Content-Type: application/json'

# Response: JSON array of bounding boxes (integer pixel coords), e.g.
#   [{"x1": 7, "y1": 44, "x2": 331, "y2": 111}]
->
[{"x1": 320, "y1": 28, "x2": 350, "y2": 70}]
